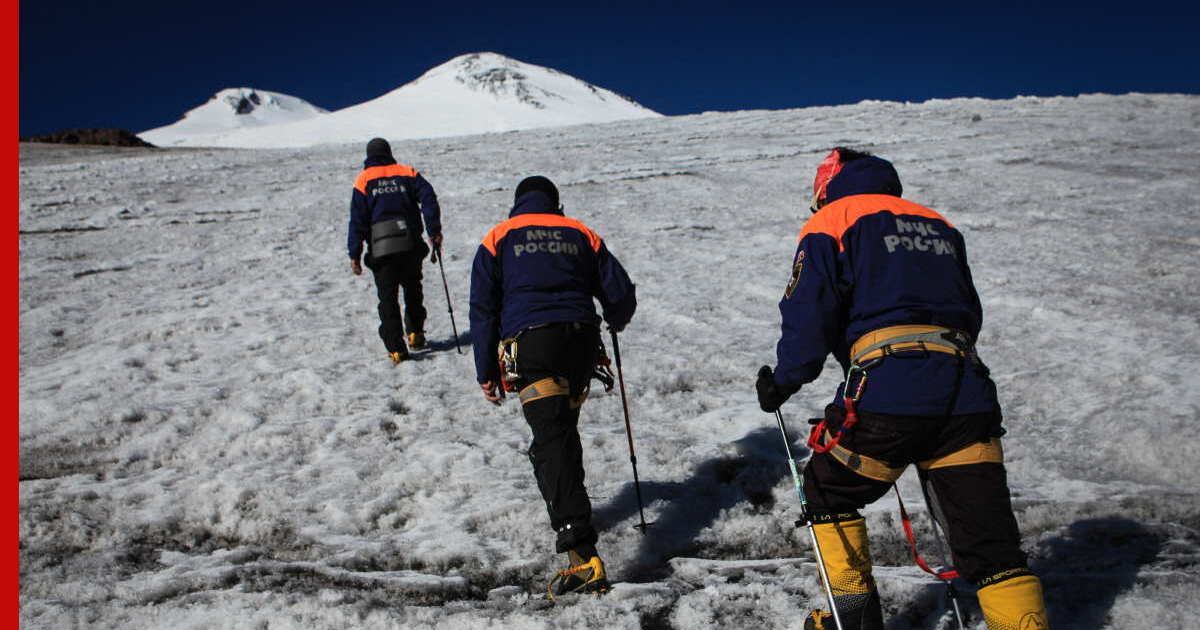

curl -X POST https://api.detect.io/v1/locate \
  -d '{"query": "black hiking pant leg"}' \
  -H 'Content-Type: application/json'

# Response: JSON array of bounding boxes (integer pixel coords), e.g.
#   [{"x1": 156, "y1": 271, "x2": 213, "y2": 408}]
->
[
  {"x1": 398, "y1": 255, "x2": 426, "y2": 335},
  {"x1": 524, "y1": 398, "x2": 596, "y2": 553},
  {"x1": 920, "y1": 463, "x2": 1029, "y2": 585},
  {"x1": 370, "y1": 257, "x2": 406, "y2": 353},
  {"x1": 516, "y1": 323, "x2": 601, "y2": 553},
  {"x1": 802, "y1": 450, "x2": 894, "y2": 514},
  {"x1": 369, "y1": 251, "x2": 425, "y2": 352}
]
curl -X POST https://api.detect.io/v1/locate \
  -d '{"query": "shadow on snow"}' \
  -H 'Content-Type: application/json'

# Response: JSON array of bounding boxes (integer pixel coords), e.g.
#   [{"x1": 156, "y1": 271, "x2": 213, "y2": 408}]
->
[{"x1": 594, "y1": 425, "x2": 804, "y2": 582}]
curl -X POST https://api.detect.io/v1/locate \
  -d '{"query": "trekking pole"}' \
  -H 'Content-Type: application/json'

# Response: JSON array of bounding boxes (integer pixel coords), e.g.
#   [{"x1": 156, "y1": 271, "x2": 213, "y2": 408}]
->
[
  {"x1": 920, "y1": 478, "x2": 968, "y2": 630},
  {"x1": 610, "y1": 330, "x2": 650, "y2": 532},
  {"x1": 774, "y1": 409, "x2": 845, "y2": 630},
  {"x1": 893, "y1": 482, "x2": 967, "y2": 630},
  {"x1": 434, "y1": 244, "x2": 461, "y2": 354}
]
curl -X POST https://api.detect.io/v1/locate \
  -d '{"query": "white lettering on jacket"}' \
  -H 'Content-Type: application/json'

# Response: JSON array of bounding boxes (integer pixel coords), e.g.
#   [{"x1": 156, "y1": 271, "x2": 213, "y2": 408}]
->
[
  {"x1": 513, "y1": 230, "x2": 581, "y2": 257},
  {"x1": 883, "y1": 217, "x2": 957, "y2": 257}
]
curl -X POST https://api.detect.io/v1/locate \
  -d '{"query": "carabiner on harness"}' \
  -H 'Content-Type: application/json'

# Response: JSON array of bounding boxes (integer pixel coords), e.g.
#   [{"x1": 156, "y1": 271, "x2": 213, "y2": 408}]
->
[
  {"x1": 806, "y1": 359, "x2": 881, "y2": 454},
  {"x1": 497, "y1": 338, "x2": 521, "y2": 392}
]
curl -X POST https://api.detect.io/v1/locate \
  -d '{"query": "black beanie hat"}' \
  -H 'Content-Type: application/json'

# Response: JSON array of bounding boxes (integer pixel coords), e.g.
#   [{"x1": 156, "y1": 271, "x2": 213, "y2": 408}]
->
[
  {"x1": 514, "y1": 175, "x2": 559, "y2": 208},
  {"x1": 366, "y1": 137, "x2": 393, "y2": 159}
]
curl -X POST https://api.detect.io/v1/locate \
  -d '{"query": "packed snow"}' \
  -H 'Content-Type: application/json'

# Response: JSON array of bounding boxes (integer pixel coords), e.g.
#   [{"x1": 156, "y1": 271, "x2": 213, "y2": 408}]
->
[
  {"x1": 19, "y1": 93, "x2": 1200, "y2": 629},
  {"x1": 140, "y1": 88, "x2": 329, "y2": 148},
  {"x1": 139, "y1": 53, "x2": 661, "y2": 149}
]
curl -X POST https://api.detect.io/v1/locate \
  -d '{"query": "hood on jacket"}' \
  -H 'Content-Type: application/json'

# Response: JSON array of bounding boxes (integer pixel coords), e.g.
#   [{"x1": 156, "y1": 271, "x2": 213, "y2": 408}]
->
[
  {"x1": 363, "y1": 137, "x2": 396, "y2": 168},
  {"x1": 509, "y1": 175, "x2": 562, "y2": 218},
  {"x1": 514, "y1": 175, "x2": 559, "y2": 208},
  {"x1": 509, "y1": 190, "x2": 563, "y2": 218},
  {"x1": 824, "y1": 155, "x2": 903, "y2": 204}
]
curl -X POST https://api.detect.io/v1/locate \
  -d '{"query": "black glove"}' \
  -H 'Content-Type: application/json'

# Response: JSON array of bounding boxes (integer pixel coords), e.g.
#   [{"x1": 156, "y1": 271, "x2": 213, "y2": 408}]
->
[
  {"x1": 429, "y1": 234, "x2": 443, "y2": 262},
  {"x1": 756, "y1": 365, "x2": 799, "y2": 412}
]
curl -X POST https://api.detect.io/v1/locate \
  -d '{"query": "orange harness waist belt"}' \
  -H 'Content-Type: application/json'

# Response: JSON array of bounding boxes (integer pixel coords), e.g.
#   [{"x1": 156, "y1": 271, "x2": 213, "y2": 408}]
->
[{"x1": 849, "y1": 324, "x2": 975, "y2": 365}]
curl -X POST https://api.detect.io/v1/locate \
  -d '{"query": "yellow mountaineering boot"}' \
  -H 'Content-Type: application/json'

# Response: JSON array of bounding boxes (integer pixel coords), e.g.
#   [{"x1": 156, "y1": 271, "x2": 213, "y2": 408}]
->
[
  {"x1": 388, "y1": 351, "x2": 409, "y2": 365},
  {"x1": 407, "y1": 331, "x2": 427, "y2": 350},
  {"x1": 977, "y1": 573, "x2": 1049, "y2": 630},
  {"x1": 548, "y1": 549, "x2": 611, "y2": 600},
  {"x1": 804, "y1": 515, "x2": 884, "y2": 630}
]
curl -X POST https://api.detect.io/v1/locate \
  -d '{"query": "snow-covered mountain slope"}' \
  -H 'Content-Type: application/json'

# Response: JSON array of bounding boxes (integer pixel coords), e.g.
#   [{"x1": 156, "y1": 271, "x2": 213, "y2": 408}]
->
[
  {"x1": 20, "y1": 93, "x2": 1200, "y2": 629},
  {"x1": 138, "y1": 52, "x2": 661, "y2": 149},
  {"x1": 139, "y1": 87, "x2": 328, "y2": 147}
]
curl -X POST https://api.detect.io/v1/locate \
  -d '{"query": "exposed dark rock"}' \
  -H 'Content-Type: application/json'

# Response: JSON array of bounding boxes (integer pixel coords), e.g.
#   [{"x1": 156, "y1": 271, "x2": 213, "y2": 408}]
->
[
  {"x1": 19, "y1": 128, "x2": 155, "y2": 147},
  {"x1": 230, "y1": 90, "x2": 264, "y2": 115}
]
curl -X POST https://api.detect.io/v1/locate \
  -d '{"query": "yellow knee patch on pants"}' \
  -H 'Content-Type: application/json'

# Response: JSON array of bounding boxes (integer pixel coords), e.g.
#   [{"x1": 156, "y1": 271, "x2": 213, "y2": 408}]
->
[
  {"x1": 977, "y1": 575, "x2": 1048, "y2": 630},
  {"x1": 812, "y1": 518, "x2": 875, "y2": 597}
]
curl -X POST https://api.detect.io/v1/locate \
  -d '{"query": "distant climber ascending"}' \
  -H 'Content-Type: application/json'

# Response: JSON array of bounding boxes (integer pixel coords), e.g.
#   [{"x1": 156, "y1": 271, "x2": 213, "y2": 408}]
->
[{"x1": 347, "y1": 137, "x2": 443, "y2": 363}]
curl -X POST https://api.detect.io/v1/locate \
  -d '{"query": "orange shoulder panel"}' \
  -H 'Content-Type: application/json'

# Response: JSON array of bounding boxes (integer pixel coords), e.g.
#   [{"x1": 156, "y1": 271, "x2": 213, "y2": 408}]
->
[
  {"x1": 353, "y1": 171, "x2": 371, "y2": 194},
  {"x1": 480, "y1": 214, "x2": 603, "y2": 256},
  {"x1": 798, "y1": 195, "x2": 953, "y2": 251},
  {"x1": 353, "y1": 163, "x2": 420, "y2": 194}
]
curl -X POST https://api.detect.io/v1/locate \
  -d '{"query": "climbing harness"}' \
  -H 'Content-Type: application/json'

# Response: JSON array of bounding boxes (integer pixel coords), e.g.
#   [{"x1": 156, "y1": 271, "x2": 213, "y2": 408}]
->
[
  {"x1": 498, "y1": 332, "x2": 617, "y2": 395},
  {"x1": 807, "y1": 325, "x2": 975, "y2": 454}
]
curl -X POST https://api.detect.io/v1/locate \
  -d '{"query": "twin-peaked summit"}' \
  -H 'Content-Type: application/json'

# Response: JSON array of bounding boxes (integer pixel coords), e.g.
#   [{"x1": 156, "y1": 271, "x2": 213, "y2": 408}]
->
[{"x1": 139, "y1": 53, "x2": 662, "y2": 148}]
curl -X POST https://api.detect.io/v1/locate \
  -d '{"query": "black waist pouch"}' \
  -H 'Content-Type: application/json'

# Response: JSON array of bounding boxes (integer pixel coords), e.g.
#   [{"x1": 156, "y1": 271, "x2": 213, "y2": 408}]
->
[{"x1": 370, "y1": 219, "x2": 416, "y2": 258}]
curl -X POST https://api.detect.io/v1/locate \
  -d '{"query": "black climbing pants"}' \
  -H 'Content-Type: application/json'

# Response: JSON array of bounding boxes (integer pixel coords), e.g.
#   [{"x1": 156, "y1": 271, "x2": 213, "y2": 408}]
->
[
  {"x1": 367, "y1": 249, "x2": 426, "y2": 353},
  {"x1": 516, "y1": 322, "x2": 601, "y2": 553},
  {"x1": 803, "y1": 403, "x2": 1030, "y2": 586}
]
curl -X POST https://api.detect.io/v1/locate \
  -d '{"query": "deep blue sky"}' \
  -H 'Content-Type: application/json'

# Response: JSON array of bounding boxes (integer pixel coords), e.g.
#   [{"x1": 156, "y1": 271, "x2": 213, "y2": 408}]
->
[{"x1": 19, "y1": 1, "x2": 1200, "y2": 136}]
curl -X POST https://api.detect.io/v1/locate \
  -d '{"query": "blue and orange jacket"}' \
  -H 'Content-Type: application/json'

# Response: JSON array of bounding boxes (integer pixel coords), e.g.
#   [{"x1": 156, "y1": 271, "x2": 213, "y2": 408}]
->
[
  {"x1": 775, "y1": 158, "x2": 999, "y2": 416},
  {"x1": 469, "y1": 191, "x2": 637, "y2": 383},
  {"x1": 347, "y1": 155, "x2": 441, "y2": 261}
]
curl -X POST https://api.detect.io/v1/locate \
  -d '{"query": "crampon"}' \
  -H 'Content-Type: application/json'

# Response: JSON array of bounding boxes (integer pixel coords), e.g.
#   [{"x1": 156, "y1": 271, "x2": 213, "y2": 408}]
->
[{"x1": 546, "y1": 554, "x2": 611, "y2": 601}]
